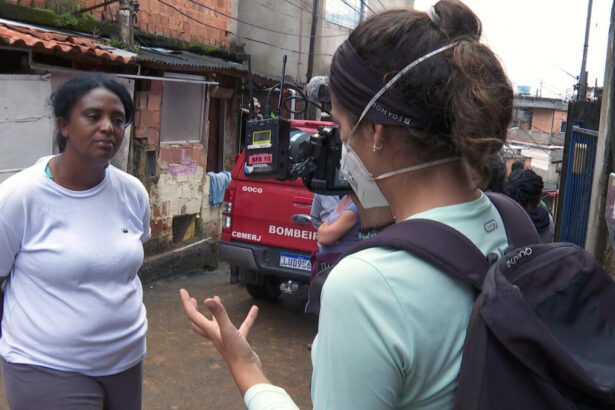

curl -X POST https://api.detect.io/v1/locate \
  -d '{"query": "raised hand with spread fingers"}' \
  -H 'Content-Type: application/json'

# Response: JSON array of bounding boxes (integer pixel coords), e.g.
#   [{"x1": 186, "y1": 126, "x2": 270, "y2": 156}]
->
[{"x1": 178, "y1": 289, "x2": 270, "y2": 395}]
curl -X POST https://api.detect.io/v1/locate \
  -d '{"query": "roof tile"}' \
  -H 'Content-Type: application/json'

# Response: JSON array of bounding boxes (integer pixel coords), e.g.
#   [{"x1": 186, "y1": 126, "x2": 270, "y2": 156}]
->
[{"x1": 0, "y1": 22, "x2": 133, "y2": 64}]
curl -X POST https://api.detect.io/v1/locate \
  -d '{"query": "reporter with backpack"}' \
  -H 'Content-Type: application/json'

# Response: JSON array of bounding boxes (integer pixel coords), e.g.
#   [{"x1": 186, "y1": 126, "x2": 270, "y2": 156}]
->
[{"x1": 180, "y1": 1, "x2": 615, "y2": 409}]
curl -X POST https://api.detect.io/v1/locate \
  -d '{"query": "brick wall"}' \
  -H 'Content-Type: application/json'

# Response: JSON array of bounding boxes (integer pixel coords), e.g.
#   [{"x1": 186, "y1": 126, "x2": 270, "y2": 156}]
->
[
  {"x1": 132, "y1": 77, "x2": 226, "y2": 251},
  {"x1": 7, "y1": 0, "x2": 232, "y2": 48},
  {"x1": 553, "y1": 110, "x2": 567, "y2": 132},
  {"x1": 134, "y1": 0, "x2": 232, "y2": 47},
  {"x1": 134, "y1": 79, "x2": 162, "y2": 147},
  {"x1": 133, "y1": 81, "x2": 205, "y2": 248},
  {"x1": 531, "y1": 109, "x2": 567, "y2": 134}
]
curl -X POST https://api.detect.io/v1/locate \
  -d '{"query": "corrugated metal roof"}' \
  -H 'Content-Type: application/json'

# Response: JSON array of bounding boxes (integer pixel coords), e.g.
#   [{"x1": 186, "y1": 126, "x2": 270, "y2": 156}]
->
[
  {"x1": 138, "y1": 47, "x2": 242, "y2": 70},
  {"x1": 137, "y1": 47, "x2": 278, "y2": 81},
  {"x1": 0, "y1": 18, "x2": 279, "y2": 81},
  {"x1": 0, "y1": 19, "x2": 134, "y2": 64},
  {"x1": 513, "y1": 96, "x2": 568, "y2": 111}
]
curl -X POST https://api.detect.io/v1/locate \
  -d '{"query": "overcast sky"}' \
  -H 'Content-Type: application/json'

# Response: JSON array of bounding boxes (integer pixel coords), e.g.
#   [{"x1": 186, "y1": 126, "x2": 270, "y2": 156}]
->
[{"x1": 412, "y1": 0, "x2": 612, "y2": 99}]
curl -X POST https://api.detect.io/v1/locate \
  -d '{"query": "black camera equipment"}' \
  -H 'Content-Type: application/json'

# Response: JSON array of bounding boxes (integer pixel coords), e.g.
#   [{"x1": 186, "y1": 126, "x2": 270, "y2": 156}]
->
[{"x1": 243, "y1": 55, "x2": 351, "y2": 195}]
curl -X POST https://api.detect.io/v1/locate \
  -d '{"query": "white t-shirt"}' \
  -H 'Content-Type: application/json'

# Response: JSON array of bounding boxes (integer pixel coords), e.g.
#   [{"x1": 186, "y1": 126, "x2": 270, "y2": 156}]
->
[{"x1": 0, "y1": 156, "x2": 151, "y2": 376}]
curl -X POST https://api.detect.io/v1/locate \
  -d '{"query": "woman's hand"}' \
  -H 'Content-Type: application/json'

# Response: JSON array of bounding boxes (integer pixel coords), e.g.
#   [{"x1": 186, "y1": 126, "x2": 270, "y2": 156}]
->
[{"x1": 179, "y1": 289, "x2": 270, "y2": 395}]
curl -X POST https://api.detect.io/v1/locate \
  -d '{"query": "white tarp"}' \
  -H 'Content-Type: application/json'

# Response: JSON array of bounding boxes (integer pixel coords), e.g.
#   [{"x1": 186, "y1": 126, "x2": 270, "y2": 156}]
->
[
  {"x1": 0, "y1": 72, "x2": 135, "y2": 184},
  {"x1": 0, "y1": 74, "x2": 53, "y2": 183}
]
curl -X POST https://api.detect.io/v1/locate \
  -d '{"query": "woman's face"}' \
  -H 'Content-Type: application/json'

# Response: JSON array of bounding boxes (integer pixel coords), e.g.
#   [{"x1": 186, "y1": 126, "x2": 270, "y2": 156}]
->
[
  {"x1": 59, "y1": 87, "x2": 126, "y2": 162},
  {"x1": 331, "y1": 97, "x2": 380, "y2": 174}
]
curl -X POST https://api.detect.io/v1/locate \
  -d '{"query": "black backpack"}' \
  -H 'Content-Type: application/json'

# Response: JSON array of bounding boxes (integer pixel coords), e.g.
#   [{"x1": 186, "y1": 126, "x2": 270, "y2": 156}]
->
[{"x1": 306, "y1": 193, "x2": 615, "y2": 409}]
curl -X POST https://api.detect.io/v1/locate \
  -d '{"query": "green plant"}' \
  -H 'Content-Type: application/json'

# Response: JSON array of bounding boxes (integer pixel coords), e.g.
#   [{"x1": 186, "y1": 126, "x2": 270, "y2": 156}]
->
[
  {"x1": 102, "y1": 36, "x2": 138, "y2": 52},
  {"x1": 48, "y1": 0, "x2": 80, "y2": 14},
  {"x1": 24, "y1": 6, "x2": 100, "y2": 32},
  {"x1": 56, "y1": 12, "x2": 79, "y2": 26}
]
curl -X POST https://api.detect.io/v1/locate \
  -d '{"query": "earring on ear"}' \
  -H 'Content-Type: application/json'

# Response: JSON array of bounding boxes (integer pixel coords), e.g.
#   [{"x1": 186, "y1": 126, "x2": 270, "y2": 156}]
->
[{"x1": 373, "y1": 142, "x2": 383, "y2": 152}]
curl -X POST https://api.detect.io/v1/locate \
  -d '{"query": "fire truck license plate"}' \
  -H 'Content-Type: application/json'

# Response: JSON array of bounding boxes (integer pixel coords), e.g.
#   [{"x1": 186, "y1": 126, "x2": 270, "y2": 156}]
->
[{"x1": 279, "y1": 252, "x2": 311, "y2": 271}]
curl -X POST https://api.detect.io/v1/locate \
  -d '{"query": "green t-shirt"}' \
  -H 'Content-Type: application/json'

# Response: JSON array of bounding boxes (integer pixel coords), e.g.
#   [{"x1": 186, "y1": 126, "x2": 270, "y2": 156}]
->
[{"x1": 245, "y1": 192, "x2": 509, "y2": 410}]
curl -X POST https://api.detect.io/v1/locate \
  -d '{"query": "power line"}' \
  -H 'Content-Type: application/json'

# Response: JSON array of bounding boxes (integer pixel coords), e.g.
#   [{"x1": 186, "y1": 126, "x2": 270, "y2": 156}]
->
[
  {"x1": 357, "y1": 0, "x2": 376, "y2": 15},
  {"x1": 360, "y1": 0, "x2": 376, "y2": 14},
  {"x1": 283, "y1": 0, "x2": 313, "y2": 13},
  {"x1": 530, "y1": 124, "x2": 565, "y2": 139},
  {"x1": 254, "y1": 0, "x2": 299, "y2": 20},
  {"x1": 156, "y1": 0, "x2": 334, "y2": 56},
  {"x1": 339, "y1": 0, "x2": 361, "y2": 16},
  {"x1": 372, "y1": 0, "x2": 386, "y2": 10},
  {"x1": 510, "y1": 128, "x2": 559, "y2": 154},
  {"x1": 541, "y1": 85, "x2": 567, "y2": 99},
  {"x1": 187, "y1": 0, "x2": 347, "y2": 38},
  {"x1": 512, "y1": 119, "x2": 565, "y2": 143},
  {"x1": 339, "y1": 0, "x2": 375, "y2": 17},
  {"x1": 253, "y1": 0, "x2": 358, "y2": 31},
  {"x1": 297, "y1": 0, "x2": 318, "y2": 11}
]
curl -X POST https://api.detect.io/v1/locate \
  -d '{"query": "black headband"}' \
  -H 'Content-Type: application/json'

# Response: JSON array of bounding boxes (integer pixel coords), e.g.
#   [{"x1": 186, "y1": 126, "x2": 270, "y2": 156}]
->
[{"x1": 329, "y1": 40, "x2": 429, "y2": 129}]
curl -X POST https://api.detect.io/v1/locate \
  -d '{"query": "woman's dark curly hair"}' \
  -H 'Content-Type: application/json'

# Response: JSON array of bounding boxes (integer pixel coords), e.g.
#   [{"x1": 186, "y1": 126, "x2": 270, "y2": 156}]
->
[
  {"x1": 505, "y1": 168, "x2": 544, "y2": 209},
  {"x1": 345, "y1": 0, "x2": 513, "y2": 181},
  {"x1": 52, "y1": 73, "x2": 134, "y2": 152}
]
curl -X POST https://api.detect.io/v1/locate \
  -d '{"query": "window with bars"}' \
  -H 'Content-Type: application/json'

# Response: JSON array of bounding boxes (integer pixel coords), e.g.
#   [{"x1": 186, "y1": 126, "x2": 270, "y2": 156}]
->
[{"x1": 160, "y1": 74, "x2": 206, "y2": 143}]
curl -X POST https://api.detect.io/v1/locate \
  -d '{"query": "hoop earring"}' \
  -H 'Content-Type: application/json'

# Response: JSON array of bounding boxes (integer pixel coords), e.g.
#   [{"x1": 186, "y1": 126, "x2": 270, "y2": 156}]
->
[{"x1": 373, "y1": 143, "x2": 383, "y2": 152}]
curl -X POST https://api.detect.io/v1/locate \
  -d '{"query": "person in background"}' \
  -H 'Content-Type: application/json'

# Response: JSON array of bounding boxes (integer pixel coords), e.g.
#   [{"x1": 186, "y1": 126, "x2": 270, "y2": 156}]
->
[
  {"x1": 484, "y1": 154, "x2": 506, "y2": 193},
  {"x1": 180, "y1": 1, "x2": 515, "y2": 408},
  {"x1": 510, "y1": 159, "x2": 525, "y2": 172},
  {"x1": 310, "y1": 194, "x2": 360, "y2": 281},
  {"x1": 0, "y1": 74, "x2": 150, "y2": 409},
  {"x1": 310, "y1": 193, "x2": 342, "y2": 229},
  {"x1": 505, "y1": 168, "x2": 554, "y2": 243}
]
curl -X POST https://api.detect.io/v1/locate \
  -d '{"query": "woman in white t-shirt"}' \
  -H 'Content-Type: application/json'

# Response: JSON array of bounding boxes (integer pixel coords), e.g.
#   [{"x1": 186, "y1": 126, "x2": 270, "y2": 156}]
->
[
  {"x1": 0, "y1": 74, "x2": 150, "y2": 409},
  {"x1": 180, "y1": 1, "x2": 515, "y2": 409}
]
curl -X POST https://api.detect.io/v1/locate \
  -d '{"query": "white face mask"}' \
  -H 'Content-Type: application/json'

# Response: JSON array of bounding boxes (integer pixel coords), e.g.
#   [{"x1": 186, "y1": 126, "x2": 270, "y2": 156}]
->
[
  {"x1": 340, "y1": 143, "x2": 389, "y2": 208},
  {"x1": 339, "y1": 42, "x2": 460, "y2": 209}
]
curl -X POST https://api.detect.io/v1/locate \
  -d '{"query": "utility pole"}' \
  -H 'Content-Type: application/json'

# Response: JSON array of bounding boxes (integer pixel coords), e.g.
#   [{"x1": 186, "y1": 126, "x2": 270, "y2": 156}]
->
[
  {"x1": 578, "y1": 0, "x2": 593, "y2": 100},
  {"x1": 306, "y1": 0, "x2": 319, "y2": 82},
  {"x1": 584, "y1": 1, "x2": 615, "y2": 264},
  {"x1": 359, "y1": 0, "x2": 365, "y2": 22},
  {"x1": 298, "y1": 7, "x2": 303, "y2": 81},
  {"x1": 118, "y1": 0, "x2": 134, "y2": 47}
]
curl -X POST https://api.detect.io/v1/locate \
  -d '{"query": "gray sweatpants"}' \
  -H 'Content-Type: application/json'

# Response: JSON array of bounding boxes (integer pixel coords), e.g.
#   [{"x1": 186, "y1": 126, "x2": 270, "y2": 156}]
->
[{"x1": 1, "y1": 359, "x2": 142, "y2": 410}]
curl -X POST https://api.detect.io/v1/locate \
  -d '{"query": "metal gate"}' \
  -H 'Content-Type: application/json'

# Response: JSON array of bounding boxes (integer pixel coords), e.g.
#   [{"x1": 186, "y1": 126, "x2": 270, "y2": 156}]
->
[{"x1": 559, "y1": 126, "x2": 599, "y2": 247}]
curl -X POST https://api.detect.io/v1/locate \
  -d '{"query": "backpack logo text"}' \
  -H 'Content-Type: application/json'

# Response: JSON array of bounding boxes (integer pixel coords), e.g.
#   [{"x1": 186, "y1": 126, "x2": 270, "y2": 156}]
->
[{"x1": 505, "y1": 247, "x2": 533, "y2": 268}]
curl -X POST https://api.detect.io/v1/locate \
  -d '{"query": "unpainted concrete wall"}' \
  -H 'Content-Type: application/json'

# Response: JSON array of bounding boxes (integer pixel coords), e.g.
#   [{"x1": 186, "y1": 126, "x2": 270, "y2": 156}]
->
[
  {"x1": 507, "y1": 127, "x2": 564, "y2": 188},
  {"x1": 236, "y1": 0, "x2": 312, "y2": 83},
  {"x1": 238, "y1": 0, "x2": 414, "y2": 84},
  {"x1": 516, "y1": 146, "x2": 562, "y2": 187},
  {"x1": 312, "y1": 18, "x2": 351, "y2": 77},
  {"x1": 313, "y1": 0, "x2": 415, "y2": 76}
]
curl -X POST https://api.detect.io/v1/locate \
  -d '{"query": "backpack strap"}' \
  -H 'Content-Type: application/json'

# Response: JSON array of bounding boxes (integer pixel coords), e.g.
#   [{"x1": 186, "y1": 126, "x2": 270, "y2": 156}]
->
[
  {"x1": 338, "y1": 219, "x2": 489, "y2": 290},
  {"x1": 485, "y1": 192, "x2": 540, "y2": 247}
]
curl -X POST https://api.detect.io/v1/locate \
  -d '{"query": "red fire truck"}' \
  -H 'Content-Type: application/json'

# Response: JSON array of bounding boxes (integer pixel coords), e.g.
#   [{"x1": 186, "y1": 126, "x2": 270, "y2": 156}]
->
[{"x1": 218, "y1": 120, "x2": 333, "y2": 299}]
